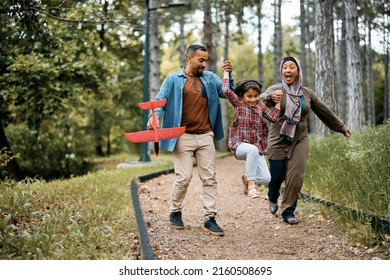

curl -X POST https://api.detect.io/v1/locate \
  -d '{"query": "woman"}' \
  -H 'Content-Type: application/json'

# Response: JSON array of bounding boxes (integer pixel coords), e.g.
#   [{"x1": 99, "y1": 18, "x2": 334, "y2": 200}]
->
[
  {"x1": 222, "y1": 70, "x2": 280, "y2": 199},
  {"x1": 260, "y1": 56, "x2": 352, "y2": 225}
]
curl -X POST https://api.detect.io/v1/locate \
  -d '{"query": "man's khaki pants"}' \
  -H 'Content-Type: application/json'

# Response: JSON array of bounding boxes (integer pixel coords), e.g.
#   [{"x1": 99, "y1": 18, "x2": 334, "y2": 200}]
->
[{"x1": 171, "y1": 131, "x2": 218, "y2": 219}]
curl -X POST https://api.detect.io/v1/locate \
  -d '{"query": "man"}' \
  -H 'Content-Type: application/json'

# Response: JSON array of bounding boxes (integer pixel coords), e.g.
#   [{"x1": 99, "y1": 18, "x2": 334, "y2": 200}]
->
[{"x1": 147, "y1": 44, "x2": 234, "y2": 236}]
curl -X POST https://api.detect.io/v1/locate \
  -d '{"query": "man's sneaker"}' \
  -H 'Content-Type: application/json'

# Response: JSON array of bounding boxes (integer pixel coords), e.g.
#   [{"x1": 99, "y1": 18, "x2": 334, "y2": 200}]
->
[
  {"x1": 203, "y1": 217, "x2": 224, "y2": 236},
  {"x1": 169, "y1": 211, "x2": 185, "y2": 230}
]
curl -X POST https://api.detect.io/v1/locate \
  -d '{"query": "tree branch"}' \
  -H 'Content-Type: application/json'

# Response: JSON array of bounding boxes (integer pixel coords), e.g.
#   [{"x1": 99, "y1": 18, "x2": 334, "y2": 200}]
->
[{"x1": 30, "y1": 7, "x2": 115, "y2": 24}]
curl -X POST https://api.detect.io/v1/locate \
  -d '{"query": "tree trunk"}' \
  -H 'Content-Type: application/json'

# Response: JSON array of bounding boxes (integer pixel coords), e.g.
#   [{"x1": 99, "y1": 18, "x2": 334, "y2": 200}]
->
[
  {"x1": 94, "y1": 108, "x2": 104, "y2": 156},
  {"x1": 0, "y1": 120, "x2": 24, "y2": 181},
  {"x1": 306, "y1": 1, "x2": 315, "y2": 133},
  {"x1": 215, "y1": 11, "x2": 230, "y2": 152},
  {"x1": 273, "y1": 0, "x2": 282, "y2": 84},
  {"x1": 106, "y1": 129, "x2": 111, "y2": 156},
  {"x1": 384, "y1": 48, "x2": 389, "y2": 122},
  {"x1": 94, "y1": 0, "x2": 108, "y2": 157},
  {"x1": 366, "y1": 20, "x2": 375, "y2": 126},
  {"x1": 203, "y1": 1, "x2": 216, "y2": 73},
  {"x1": 179, "y1": 15, "x2": 186, "y2": 68},
  {"x1": 335, "y1": 2, "x2": 348, "y2": 123},
  {"x1": 300, "y1": 0, "x2": 307, "y2": 83},
  {"x1": 149, "y1": 0, "x2": 160, "y2": 100},
  {"x1": 300, "y1": 0, "x2": 313, "y2": 132},
  {"x1": 383, "y1": 10, "x2": 390, "y2": 122},
  {"x1": 146, "y1": 0, "x2": 160, "y2": 156},
  {"x1": 204, "y1": 0, "x2": 224, "y2": 151},
  {"x1": 314, "y1": 0, "x2": 336, "y2": 138},
  {"x1": 306, "y1": 1, "x2": 315, "y2": 90},
  {"x1": 345, "y1": 0, "x2": 364, "y2": 131},
  {"x1": 257, "y1": 0, "x2": 264, "y2": 84}
]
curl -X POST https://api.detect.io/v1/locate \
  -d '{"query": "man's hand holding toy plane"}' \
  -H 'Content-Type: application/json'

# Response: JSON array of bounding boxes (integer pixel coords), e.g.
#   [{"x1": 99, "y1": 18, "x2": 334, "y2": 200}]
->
[{"x1": 124, "y1": 99, "x2": 186, "y2": 156}]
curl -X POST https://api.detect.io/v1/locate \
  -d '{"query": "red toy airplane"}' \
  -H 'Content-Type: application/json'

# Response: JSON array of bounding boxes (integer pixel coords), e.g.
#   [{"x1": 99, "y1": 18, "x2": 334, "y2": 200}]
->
[{"x1": 124, "y1": 99, "x2": 186, "y2": 156}]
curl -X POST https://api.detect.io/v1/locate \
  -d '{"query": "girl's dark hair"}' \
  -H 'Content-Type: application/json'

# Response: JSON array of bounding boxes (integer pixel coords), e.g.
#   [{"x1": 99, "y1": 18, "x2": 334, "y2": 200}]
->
[{"x1": 233, "y1": 79, "x2": 262, "y2": 97}]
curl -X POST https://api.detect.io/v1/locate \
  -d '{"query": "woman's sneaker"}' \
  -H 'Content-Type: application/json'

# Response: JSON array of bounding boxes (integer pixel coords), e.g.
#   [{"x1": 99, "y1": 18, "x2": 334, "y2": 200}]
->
[
  {"x1": 203, "y1": 217, "x2": 224, "y2": 236},
  {"x1": 284, "y1": 216, "x2": 299, "y2": 225},
  {"x1": 169, "y1": 211, "x2": 185, "y2": 230}
]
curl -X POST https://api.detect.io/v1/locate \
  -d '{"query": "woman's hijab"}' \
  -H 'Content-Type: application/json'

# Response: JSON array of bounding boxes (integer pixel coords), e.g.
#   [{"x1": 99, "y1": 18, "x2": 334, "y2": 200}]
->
[{"x1": 279, "y1": 56, "x2": 304, "y2": 142}]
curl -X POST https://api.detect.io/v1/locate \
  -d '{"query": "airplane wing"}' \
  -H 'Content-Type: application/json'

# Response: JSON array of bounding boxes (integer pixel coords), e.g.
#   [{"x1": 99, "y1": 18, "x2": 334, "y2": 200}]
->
[
  {"x1": 138, "y1": 99, "x2": 167, "y2": 110},
  {"x1": 157, "y1": 127, "x2": 186, "y2": 140},
  {"x1": 124, "y1": 130, "x2": 155, "y2": 143},
  {"x1": 124, "y1": 126, "x2": 186, "y2": 143}
]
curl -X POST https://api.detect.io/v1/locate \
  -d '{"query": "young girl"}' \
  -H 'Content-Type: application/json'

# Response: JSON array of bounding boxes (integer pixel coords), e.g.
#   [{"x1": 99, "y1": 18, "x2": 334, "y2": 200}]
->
[{"x1": 222, "y1": 71, "x2": 281, "y2": 199}]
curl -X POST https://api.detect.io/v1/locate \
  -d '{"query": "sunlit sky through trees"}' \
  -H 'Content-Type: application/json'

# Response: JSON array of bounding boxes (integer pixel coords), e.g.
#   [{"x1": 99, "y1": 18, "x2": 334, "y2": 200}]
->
[{"x1": 161, "y1": 1, "x2": 383, "y2": 54}]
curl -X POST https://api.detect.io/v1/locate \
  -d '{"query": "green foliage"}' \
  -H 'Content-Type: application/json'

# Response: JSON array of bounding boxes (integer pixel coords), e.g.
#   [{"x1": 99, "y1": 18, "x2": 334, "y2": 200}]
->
[
  {"x1": 0, "y1": 148, "x2": 19, "y2": 178},
  {"x1": 6, "y1": 122, "x2": 93, "y2": 180},
  {"x1": 305, "y1": 122, "x2": 390, "y2": 220},
  {"x1": 0, "y1": 0, "x2": 145, "y2": 179},
  {"x1": 0, "y1": 148, "x2": 17, "y2": 167},
  {"x1": 0, "y1": 157, "x2": 173, "y2": 260}
]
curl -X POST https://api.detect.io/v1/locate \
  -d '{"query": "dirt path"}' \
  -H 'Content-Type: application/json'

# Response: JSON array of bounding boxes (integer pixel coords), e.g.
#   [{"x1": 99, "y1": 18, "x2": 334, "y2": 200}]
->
[{"x1": 138, "y1": 155, "x2": 382, "y2": 260}]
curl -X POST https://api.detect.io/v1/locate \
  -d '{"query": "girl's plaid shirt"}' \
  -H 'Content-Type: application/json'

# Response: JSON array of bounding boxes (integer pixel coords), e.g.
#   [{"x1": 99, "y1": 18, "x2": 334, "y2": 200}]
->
[{"x1": 222, "y1": 78, "x2": 280, "y2": 155}]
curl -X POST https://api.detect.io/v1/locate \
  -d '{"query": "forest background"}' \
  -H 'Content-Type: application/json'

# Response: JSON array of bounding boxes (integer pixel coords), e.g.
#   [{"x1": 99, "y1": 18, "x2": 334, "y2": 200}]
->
[{"x1": 0, "y1": 0, "x2": 389, "y2": 180}]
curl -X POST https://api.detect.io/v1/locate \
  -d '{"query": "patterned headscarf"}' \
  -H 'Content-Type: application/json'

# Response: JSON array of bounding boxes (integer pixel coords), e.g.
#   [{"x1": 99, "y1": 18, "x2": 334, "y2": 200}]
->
[{"x1": 279, "y1": 56, "x2": 304, "y2": 142}]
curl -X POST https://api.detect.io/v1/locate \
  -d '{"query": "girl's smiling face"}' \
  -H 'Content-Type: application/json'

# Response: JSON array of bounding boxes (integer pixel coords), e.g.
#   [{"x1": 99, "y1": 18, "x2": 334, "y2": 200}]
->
[
  {"x1": 242, "y1": 88, "x2": 260, "y2": 107},
  {"x1": 282, "y1": 61, "x2": 299, "y2": 85}
]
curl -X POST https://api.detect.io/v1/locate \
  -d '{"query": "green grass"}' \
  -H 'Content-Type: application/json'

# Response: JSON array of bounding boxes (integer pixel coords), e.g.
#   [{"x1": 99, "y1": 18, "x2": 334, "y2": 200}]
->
[
  {"x1": 0, "y1": 154, "x2": 173, "y2": 260},
  {"x1": 304, "y1": 122, "x2": 390, "y2": 247},
  {"x1": 305, "y1": 123, "x2": 390, "y2": 218}
]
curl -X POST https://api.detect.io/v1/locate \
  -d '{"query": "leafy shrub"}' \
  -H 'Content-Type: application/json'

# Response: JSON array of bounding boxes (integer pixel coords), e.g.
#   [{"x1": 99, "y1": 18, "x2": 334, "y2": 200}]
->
[
  {"x1": 0, "y1": 147, "x2": 19, "y2": 178},
  {"x1": 6, "y1": 121, "x2": 93, "y2": 180}
]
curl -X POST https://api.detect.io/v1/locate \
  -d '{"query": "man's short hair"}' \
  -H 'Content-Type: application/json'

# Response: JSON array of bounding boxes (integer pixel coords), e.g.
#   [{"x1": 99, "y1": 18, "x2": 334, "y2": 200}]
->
[{"x1": 186, "y1": 44, "x2": 207, "y2": 56}]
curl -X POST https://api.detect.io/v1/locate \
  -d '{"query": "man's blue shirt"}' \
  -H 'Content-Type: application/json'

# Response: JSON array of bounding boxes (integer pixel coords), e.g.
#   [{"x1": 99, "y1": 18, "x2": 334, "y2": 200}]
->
[{"x1": 153, "y1": 68, "x2": 235, "y2": 152}]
